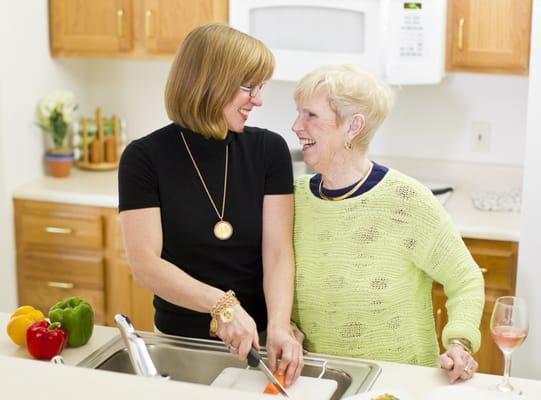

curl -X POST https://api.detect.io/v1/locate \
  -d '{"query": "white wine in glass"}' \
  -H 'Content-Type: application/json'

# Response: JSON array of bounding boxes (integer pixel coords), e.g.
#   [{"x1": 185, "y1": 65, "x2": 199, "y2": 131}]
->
[{"x1": 490, "y1": 296, "x2": 528, "y2": 395}]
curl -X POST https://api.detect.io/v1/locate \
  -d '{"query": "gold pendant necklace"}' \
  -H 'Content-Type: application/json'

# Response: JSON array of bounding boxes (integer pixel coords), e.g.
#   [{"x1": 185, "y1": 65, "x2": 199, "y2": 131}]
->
[
  {"x1": 180, "y1": 131, "x2": 233, "y2": 240},
  {"x1": 319, "y1": 161, "x2": 373, "y2": 201}
]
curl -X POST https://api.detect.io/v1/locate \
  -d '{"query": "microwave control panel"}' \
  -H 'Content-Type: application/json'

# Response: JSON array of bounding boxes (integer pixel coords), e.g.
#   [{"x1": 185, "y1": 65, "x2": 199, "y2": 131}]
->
[
  {"x1": 387, "y1": 0, "x2": 446, "y2": 84},
  {"x1": 399, "y1": 3, "x2": 424, "y2": 58}
]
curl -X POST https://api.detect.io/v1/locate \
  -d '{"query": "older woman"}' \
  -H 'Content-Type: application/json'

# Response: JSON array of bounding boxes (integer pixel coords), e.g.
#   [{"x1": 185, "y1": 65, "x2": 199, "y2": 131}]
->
[
  {"x1": 291, "y1": 64, "x2": 484, "y2": 383},
  {"x1": 118, "y1": 23, "x2": 303, "y2": 385}
]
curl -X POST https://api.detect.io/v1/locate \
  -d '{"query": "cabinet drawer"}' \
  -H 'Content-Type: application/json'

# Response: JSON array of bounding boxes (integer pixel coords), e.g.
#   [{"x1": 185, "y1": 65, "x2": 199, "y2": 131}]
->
[
  {"x1": 464, "y1": 239, "x2": 518, "y2": 292},
  {"x1": 19, "y1": 249, "x2": 103, "y2": 290},
  {"x1": 19, "y1": 213, "x2": 102, "y2": 249},
  {"x1": 20, "y1": 281, "x2": 105, "y2": 324}
]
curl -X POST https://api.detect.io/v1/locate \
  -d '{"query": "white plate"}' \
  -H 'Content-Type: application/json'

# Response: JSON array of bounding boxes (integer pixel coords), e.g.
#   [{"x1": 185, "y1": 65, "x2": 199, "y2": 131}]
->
[{"x1": 343, "y1": 388, "x2": 412, "y2": 400}]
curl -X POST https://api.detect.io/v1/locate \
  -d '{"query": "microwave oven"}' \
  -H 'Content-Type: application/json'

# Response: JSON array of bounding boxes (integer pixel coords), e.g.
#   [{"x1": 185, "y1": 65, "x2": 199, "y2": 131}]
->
[{"x1": 229, "y1": 0, "x2": 447, "y2": 84}]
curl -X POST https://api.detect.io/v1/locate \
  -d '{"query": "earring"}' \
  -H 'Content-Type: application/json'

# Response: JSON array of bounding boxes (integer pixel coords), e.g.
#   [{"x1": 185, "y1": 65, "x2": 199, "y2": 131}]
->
[{"x1": 344, "y1": 141, "x2": 352, "y2": 150}]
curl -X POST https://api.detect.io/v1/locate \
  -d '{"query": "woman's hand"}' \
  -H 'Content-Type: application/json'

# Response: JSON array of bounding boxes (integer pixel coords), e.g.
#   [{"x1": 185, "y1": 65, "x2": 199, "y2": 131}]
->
[
  {"x1": 265, "y1": 324, "x2": 304, "y2": 387},
  {"x1": 290, "y1": 322, "x2": 306, "y2": 349},
  {"x1": 438, "y1": 343, "x2": 479, "y2": 382},
  {"x1": 217, "y1": 304, "x2": 259, "y2": 361}
]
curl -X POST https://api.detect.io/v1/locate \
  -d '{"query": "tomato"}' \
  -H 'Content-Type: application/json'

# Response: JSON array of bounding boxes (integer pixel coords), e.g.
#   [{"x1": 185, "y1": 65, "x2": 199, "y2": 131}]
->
[{"x1": 263, "y1": 371, "x2": 286, "y2": 394}]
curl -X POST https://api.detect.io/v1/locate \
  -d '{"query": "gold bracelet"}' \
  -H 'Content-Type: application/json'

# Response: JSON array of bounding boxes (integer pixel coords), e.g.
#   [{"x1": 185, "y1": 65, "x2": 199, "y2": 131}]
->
[
  {"x1": 209, "y1": 290, "x2": 240, "y2": 337},
  {"x1": 449, "y1": 338, "x2": 473, "y2": 354}
]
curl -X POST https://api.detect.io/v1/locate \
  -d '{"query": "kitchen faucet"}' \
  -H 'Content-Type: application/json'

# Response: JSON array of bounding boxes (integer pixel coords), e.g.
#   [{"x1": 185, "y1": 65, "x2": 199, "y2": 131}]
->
[{"x1": 114, "y1": 314, "x2": 169, "y2": 379}]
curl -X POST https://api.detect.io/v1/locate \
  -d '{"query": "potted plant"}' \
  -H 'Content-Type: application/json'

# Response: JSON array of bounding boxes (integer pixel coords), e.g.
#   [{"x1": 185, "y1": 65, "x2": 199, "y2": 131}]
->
[{"x1": 36, "y1": 91, "x2": 78, "y2": 177}]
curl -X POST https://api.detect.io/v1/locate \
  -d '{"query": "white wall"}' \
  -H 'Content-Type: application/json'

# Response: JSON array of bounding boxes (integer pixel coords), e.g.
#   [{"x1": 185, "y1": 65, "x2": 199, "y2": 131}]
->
[
  {"x1": 249, "y1": 75, "x2": 529, "y2": 166},
  {"x1": 85, "y1": 60, "x2": 170, "y2": 139},
  {"x1": 514, "y1": 0, "x2": 541, "y2": 380},
  {"x1": 0, "y1": 2, "x2": 89, "y2": 312},
  {"x1": 81, "y1": 55, "x2": 529, "y2": 168}
]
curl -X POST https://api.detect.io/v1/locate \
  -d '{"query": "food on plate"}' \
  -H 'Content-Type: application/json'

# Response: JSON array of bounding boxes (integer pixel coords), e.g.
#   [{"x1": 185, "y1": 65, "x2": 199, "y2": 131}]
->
[
  {"x1": 49, "y1": 296, "x2": 94, "y2": 347},
  {"x1": 26, "y1": 320, "x2": 68, "y2": 360},
  {"x1": 371, "y1": 394, "x2": 400, "y2": 400},
  {"x1": 263, "y1": 371, "x2": 286, "y2": 394},
  {"x1": 6, "y1": 305, "x2": 46, "y2": 346}
]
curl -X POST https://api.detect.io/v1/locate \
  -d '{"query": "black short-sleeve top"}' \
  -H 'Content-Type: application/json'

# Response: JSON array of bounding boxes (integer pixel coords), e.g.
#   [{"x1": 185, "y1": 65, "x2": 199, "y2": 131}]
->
[{"x1": 118, "y1": 123, "x2": 293, "y2": 338}]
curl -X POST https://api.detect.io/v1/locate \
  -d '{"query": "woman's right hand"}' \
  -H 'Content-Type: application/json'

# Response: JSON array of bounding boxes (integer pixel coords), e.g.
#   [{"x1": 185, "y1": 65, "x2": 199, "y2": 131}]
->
[{"x1": 217, "y1": 303, "x2": 259, "y2": 360}]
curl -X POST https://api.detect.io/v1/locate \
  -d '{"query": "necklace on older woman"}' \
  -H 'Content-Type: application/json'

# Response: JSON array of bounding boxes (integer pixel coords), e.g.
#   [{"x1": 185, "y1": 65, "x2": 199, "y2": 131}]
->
[{"x1": 319, "y1": 161, "x2": 374, "y2": 201}]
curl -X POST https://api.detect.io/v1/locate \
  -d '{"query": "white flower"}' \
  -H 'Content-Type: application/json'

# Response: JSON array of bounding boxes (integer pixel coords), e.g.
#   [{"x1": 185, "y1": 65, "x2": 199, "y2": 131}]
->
[{"x1": 36, "y1": 90, "x2": 77, "y2": 129}]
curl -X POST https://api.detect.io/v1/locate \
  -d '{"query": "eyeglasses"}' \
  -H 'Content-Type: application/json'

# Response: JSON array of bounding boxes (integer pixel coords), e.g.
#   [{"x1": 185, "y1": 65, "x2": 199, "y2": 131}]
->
[{"x1": 239, "y1": 83, "x2": 265, "y2": 98}]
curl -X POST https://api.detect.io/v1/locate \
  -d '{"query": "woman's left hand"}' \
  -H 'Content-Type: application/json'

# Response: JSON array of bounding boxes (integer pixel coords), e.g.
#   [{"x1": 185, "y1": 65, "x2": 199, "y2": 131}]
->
[
  {"x1": 265, "y1": 325, "x2": 304, "y2": 387},
  {"x1": 438, "y1": 343, "x2": 479, "y2": 383}
]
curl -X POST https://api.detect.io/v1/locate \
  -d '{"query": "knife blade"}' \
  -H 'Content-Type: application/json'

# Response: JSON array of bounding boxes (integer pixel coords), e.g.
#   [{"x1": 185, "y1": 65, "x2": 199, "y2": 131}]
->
[{"x1": 247, "y1": 347, "x2": 292, "y2": 398}]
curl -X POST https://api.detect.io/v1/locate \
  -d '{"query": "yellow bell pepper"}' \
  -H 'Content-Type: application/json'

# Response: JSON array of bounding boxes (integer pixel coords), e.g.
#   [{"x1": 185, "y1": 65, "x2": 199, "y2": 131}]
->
[{"x1": 6, "y1": 305, "x2": 45, "y2": 346}]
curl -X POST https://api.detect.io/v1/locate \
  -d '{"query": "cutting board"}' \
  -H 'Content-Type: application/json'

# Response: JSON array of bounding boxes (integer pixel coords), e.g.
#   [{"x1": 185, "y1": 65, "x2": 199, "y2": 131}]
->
[{"x1": 211, "y1": 367, "x2": 337, "y2": 399}]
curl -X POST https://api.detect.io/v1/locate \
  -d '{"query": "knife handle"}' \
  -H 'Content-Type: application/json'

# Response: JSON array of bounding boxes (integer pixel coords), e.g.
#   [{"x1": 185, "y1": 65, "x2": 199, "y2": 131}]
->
[{"x1": 247, "y1": 346, "x2": 262, "y2": 368}]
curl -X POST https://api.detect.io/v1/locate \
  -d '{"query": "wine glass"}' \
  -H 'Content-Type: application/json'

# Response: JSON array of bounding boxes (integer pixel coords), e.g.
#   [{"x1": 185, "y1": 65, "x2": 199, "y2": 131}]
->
[{"x1": 490, "y1": 296, "x2": 528, "y2": 395}]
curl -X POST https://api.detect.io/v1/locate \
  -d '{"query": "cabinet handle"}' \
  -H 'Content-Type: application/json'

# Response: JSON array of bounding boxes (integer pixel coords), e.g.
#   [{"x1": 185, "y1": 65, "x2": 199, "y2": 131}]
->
[
  {"x1": 436, "y1": 308, "x2": 442, "y2": 340},
  {"x1": 145, "y1": 10, "x2": 153, "y2": 38},
  {"x1": 117, "y1": 9, "x2": 124, "y2": 37},
  {"x1": 457, "y1": 18, "x2": 465, "y2": 50},
  {"x1": 45, "y1": 226, "x2": 73, "y2": 235},
  {"x1": 480, "y1": 267, "x2": 488, "y2": 274},
  {"x1": 47, "y1": 281, "x2": 75, "y2": 289}
]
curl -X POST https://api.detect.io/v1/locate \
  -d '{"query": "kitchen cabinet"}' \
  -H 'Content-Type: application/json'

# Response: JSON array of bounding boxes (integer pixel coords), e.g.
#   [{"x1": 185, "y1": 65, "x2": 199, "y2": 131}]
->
[
  {"x1": 49, "y1": 0, "x2": 228, "y2": 58},
  {"x1": 105, "y1": 214, "x2": 155, "y2": 330},
  {"x1": 14, "y1": 199, "x2": 154, "y2": 331},
  {"x1": 49, "y1": 0, "x2": 134, "y2": 55},
  {"x1": 446, "y1": 0, "x2": 532, "y2": 75},
  {"x1": 432, "y1": 238, "x2": 519, "y2": 375}
]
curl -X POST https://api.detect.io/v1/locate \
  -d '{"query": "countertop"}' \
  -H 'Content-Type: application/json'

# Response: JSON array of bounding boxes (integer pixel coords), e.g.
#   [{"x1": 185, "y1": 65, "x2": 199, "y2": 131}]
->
[
  {"x1": 1, "y1": 313, "x2": 540, "y2": 399},
  {"x1": 13, "y1": 157, "x2": 522, "y2": 241}
]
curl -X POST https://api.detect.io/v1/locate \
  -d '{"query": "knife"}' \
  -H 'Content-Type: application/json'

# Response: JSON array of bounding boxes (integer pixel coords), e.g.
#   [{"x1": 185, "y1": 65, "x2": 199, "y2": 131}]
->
[{"x1": 247, "y1": 347, "x2": 292, "y2": 398}]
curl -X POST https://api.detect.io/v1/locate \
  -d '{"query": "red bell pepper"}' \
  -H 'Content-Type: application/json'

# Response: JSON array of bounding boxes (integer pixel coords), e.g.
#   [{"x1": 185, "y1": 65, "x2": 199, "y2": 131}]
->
[{"x1": 26, "y1": 320, "x2": 68, "y2": 360}]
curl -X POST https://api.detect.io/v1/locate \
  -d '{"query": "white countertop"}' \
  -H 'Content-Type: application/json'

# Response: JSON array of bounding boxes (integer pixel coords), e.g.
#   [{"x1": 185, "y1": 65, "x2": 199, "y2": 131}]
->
[
  {"x1": 13, "y1": 169, "x2": 119, "y2": 208},
  {"x1": 1, "y1": 313, "x2": 540, "y2": 399},
  {"x1": 13, "y1": 157, "x2": 522, "y2": 241}
]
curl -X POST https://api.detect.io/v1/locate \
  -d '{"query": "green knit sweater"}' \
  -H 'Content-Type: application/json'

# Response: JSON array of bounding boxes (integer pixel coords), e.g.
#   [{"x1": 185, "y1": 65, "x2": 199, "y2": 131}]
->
[{"x1": 292, "y1": 169, "x2": 484, "y2": 367}]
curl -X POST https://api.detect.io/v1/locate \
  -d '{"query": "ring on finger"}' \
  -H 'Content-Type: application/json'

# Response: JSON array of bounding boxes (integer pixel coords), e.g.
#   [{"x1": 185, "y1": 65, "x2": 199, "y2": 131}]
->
[{"x1": 464, "y1": 364, "x2": 472, "y2": 374}]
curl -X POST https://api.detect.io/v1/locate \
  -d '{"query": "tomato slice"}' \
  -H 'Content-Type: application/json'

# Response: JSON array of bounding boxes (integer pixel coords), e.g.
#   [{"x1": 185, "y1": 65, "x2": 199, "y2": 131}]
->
[{"x1": 263, "y1": 371, "x2": 286, "y2": 394}]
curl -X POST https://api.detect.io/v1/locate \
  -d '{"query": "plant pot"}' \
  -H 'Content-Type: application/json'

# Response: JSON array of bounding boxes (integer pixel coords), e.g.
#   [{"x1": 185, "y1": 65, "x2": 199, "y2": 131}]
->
[{"x1": 45, "y1": 151, "x2": 74, "y2": 178}]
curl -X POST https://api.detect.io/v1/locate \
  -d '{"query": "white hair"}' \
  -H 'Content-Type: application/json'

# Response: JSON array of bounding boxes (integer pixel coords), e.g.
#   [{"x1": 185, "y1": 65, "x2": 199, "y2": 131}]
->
[{"x1": 294, "y1": 64, "x2": 395, "y2": 148}]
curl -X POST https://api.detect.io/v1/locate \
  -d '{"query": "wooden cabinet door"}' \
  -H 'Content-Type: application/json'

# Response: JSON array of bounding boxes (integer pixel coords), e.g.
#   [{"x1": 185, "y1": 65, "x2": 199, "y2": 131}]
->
[
  {"x1": 49, "y1": 0, "x2": 133, "y2": 55},
  {"x1": 432, "y1": 285, "x2": 448, "y2": 352},
  {"x1": 130, "y1": 273, "x2": 155, "y2": 332},
  {"x1": 432, "y1": 238, "x2": 517, "y2": 374},
  {"x1": 433, "y1": 284, "x2": 504, "y2": 374},
  {"x1": 107, "y1": 256, "x2": 155, "y2": 331},
  {"x1": 476, "y1": 293, "x2": 504, "y2": 374},
  {"x1": 142, "y1": 0, "x2": 228, "y2": 54},
  {"x1": 446, "y1": 0, "x2": 532, "y2": 74}
]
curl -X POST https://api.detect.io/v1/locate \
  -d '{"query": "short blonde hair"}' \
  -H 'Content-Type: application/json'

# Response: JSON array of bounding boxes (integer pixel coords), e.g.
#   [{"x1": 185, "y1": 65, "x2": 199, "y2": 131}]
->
[
  {"x1": 294, "y1": 64, "x2": 395, "y2": 149},
  {"x1": 165, "y1": 23, "x2": 275, "y2": 139}
]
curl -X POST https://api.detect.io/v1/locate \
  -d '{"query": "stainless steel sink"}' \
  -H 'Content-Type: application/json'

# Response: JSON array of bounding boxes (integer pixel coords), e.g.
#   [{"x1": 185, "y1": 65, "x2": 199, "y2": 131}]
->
[{"x1": 78, "y1": 332, "x2": 380, "y2": 399}]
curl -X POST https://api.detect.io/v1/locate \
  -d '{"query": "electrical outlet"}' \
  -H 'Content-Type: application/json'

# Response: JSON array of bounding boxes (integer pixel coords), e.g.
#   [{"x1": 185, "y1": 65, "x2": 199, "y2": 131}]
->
[{"x1": 471, "y1": 121, "x2": 491, "y2": 152}]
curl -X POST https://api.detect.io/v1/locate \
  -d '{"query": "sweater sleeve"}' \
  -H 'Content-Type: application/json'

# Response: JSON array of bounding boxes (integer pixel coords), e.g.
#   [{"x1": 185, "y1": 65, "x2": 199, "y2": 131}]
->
[{"x1": 417, "y1": 211, "x2": 485, "y2": 353}]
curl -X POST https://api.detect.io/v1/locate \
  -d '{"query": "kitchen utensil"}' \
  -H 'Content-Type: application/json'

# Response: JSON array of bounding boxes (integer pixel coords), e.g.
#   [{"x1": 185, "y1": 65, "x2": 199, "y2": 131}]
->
[{"x1": 247, "y1": 347, "x2": 291, "y2": 397}]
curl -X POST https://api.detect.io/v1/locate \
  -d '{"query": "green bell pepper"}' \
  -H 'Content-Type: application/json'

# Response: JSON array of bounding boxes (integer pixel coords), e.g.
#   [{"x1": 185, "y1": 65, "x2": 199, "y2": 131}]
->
[{"x1": 49, "y1": 296, "x2": 94, "y2": 347}]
